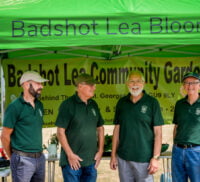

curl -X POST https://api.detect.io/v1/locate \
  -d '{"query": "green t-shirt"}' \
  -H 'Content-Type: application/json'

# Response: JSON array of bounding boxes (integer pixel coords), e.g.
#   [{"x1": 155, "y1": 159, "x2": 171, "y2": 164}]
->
[
  {"x1": 56, "y1": 93, "x2": 104, "y2": 167},
  {"x1": 3, "y1": 94, "x2": 44, "y2": 152},
  {"x1": 173, "y1": 95, "x2": 200, "y2": 145},
  {"x1": 114, "y1": 91, "x2": 164, "y2": 162}
]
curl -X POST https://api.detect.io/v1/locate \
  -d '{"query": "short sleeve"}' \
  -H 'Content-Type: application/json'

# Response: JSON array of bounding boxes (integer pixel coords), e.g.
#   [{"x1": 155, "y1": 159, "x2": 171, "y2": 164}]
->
[
  {"x1": 113, "y1": 99, "x2": 121, "y2": 125},
  {"x1": 3, "y1": 104, "x2": 19, "y2": 128},
  {"x1": 55, "y1": 100, "x2": 73, "y2": 129},
  {"x1": 172, "y1": 102, "x2": 178, "y2": 125},
  {"x1": 152, "y1": 99, "x2": 164, "y2": 126},
  {"x1": 96, "y1": 105, "x2": 104, "y2": 127}
]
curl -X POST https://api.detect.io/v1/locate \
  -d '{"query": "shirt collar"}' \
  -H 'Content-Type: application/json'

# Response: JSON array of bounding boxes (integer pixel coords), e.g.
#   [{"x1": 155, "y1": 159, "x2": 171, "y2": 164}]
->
[
  {"x1": 182, "y1": 94, "x2": 200, "y2": 104},
  {"x1": 74, "y1": 92, "x2": 92, "y2": 104},
  {"x1": 19, "y1": 92, "x2": 38, "y2": 104}
]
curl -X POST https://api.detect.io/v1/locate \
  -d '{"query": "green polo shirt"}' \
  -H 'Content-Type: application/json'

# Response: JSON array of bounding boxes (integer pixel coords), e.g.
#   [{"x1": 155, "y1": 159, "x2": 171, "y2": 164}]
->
[
  {"x1": 3, "y1": 94, "x2": 44, "y2": 152},
  {"x1": 114, "y1": 91, "x2": 164, "y2": 162},
  {"x1": 55, "y1": 93, "x2": 104, "y2": 167},
  {"x1": 173, "y1": 95, "x2": 200, "y2": 145}
]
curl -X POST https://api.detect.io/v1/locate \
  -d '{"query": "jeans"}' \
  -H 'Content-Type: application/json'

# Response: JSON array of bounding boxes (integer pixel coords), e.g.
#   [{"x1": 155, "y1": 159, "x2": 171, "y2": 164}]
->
[
  {"x1": 172, "y1": 145, "x2": 200, "y2": 182},
  {"x1": 62, "y1": 163, "x2": 97, "y2": 182},
  {"x1": 10, "y1": 153, "x2": 45, "y2": 182}
]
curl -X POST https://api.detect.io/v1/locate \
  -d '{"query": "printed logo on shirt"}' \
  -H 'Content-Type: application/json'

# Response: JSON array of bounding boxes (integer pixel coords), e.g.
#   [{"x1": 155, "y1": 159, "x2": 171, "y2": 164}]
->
[
  {"x1": 38, "y1": 109, "x2": 43, "y2": 117},
  {"x1": 195, "y1": 108, "x2": 200, "y2": 116},
  {"x1": 91, "y1": 108, "x2": 96, "y2": 116},
  {"x1": 141, "y1": 105, "x2": 148, "y2": 114}
]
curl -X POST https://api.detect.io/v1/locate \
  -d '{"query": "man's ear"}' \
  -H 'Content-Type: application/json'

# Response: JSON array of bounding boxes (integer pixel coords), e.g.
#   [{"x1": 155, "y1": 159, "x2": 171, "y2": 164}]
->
[{"x1": 22, "y1": 81, "x2": 30, "y2": 89}]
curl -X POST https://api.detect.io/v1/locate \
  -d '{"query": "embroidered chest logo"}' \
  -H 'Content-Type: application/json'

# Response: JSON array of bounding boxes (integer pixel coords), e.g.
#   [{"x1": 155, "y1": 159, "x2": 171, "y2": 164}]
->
[
  {"x1": 195, "y1": 108, "x2": 200, "y2": 116},
  {"x1": 141, "y1": 105, "x2": 148, "y2": 114},
  {"x1": 91, "y1": 108, "x2": 96, "y2": 116}
]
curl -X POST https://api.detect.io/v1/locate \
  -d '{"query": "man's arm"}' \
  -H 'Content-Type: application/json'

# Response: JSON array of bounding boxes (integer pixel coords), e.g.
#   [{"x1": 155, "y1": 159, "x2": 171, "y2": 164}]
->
[
  {"x1": 94, "y1": 126, "x2": 104, "y2": 169},
  {"x1": 1, "y1": 127, "x2": 14, "y2": 159},
  {"x1": 148, "y1": 125, "x2": 162, "y2": 174},
  {"x1": 110, "y1": 124, "x2": 120, "y2": 170},
  {"x1": 57, "y1": 127, "x2": 82, "y2": 170}
]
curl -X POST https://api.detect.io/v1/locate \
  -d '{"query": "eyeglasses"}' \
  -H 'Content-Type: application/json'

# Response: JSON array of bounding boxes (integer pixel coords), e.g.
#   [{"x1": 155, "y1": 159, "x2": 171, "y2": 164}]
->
[
  {"x1": 128, "y1": 80, "x2": 144, "y2": 84},
  {"x1": 183, "y1": 81, "x2": 200, "y2": 86}
]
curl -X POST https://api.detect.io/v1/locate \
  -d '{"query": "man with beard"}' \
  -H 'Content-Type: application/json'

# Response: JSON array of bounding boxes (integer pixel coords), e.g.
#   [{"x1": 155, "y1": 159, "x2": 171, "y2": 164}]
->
[
  {"x1": 1, "y1": 71, "x2": 48, "y2": 182},
  {"x1": 110, "y1": 71, "x2": 164, "y2": 182}
]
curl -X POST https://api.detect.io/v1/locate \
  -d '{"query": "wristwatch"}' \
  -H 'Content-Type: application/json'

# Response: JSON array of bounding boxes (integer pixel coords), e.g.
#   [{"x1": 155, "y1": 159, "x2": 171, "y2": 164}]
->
[{"x1": 152, "y1": 155, "x2": 160, "y2": 160}]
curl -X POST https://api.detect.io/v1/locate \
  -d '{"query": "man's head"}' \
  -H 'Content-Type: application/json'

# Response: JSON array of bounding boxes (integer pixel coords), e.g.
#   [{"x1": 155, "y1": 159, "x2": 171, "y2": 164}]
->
[
  {"x1": 126, "y1": 71, "x2": 145, "y2": 97},
  {"x1": 182, "y1": 72, "x2": 200, "y2": 96},
  {"x1": 182, "y1": 72, "x2": 200, "y2": 82},
  {"x1": 75, "y1": 73, "x2": 98, "y2": 86},
  {"x1": 20, "y1": 71, "x2": 49, "y2": 85},
  {"x1": 75, "y1": 73, "x2": 98, "y2": 100},
  {"x1": 20, "y1": 71, "x2": 49, "y2": 98}
]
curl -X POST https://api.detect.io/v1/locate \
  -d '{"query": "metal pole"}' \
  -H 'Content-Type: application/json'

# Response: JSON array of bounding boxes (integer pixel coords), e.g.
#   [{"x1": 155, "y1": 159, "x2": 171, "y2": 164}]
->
[{"x1": 0, "y1": 55, "x2": 5, "y2": 125}]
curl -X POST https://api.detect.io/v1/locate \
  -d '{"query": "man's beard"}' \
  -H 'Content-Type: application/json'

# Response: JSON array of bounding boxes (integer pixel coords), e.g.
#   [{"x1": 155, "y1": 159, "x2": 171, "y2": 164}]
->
[
  {"x1": 29, "y1": 83, "x2": 42, "y2": 98},
  {"x1": 129, "y1": 86, "x2": 143, "y2": 97}
]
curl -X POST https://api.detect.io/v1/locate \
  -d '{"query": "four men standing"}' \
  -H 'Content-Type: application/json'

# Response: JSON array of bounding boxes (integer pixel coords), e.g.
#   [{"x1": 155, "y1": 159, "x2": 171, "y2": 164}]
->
[{"x1": 1, "y1": 69, "x2": 199, "y2": 182}]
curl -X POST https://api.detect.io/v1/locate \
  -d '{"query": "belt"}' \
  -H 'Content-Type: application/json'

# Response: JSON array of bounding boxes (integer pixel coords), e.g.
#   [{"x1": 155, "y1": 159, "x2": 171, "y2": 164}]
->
[
  {"x1": 12, "y1": 149, "x2": 42, "y2": 158},
  {"x1": 175, "y1": 144, "x2": 200, "y2": 149}
]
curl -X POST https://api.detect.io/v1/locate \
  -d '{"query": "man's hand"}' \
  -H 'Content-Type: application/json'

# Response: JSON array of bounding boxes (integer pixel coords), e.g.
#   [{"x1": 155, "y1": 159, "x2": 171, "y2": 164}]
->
[
  {"x1": 110, "y1": 156, "x2": 118, "y2": 170},
  {"x1": 147, "y1": 158, "x2": 159, "y2": 174},
  {"x1": 68, "y1": 153, "x2": 83, "y2": 170},
  {"x1": 94, "y1": 151, "x2": 103, "y2": 169}
]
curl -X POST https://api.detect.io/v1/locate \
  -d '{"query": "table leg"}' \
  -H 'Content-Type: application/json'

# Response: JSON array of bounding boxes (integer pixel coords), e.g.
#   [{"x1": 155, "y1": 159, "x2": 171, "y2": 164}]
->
[
  {"x1": 2, "y1": 177, "x2": 7, "y2": 182},
  {"x1": 52, "y1": 161, "x2": 55, "y2": 182},
  {"x1": 48, "y1": 161, "x2": 51, "y2": 182}
]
